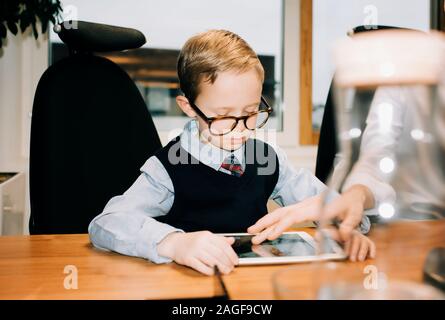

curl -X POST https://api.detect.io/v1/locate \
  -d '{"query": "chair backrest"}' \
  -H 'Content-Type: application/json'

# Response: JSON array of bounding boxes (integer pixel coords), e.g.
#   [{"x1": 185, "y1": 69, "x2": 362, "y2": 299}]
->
[
  {"x1": 29, "y1": 21, "x2": 162, "y2": 234},
  {"x1": 315, "y1": 25, "x2": 411, "y2": 184}
]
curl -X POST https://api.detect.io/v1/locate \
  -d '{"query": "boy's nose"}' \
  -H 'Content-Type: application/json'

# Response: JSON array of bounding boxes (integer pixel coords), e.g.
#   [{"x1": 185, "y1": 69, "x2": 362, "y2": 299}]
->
[{"x1": 234, "y1": 119, "x2": 247, "y2": 132}]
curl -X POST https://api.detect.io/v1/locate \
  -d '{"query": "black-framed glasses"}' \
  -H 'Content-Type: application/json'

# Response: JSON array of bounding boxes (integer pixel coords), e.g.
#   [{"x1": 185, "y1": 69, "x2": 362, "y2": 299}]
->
[{"x1": 188, "y1": 96, "x2": 273, "y2": 136}]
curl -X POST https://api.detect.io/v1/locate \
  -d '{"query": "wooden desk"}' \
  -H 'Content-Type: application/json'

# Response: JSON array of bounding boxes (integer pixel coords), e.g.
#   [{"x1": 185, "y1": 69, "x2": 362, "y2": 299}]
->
[
  {"x1": 0, "y1": 221, "x2": 444, "y2": 300},
  {"x1": 224, "y1": 221, "x2": 445, "y2": 299}
]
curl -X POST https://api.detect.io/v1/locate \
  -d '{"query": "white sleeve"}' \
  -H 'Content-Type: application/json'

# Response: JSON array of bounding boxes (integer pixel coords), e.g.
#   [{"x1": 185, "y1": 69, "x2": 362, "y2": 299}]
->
[{"x1": 333, "y1": 86, "x2": 407, "y2": 209}]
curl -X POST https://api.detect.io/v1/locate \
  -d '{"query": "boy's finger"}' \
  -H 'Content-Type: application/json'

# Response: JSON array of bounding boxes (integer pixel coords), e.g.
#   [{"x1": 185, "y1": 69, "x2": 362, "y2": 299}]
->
[
  {"x1": 217, "y1": 237, "x2": 239, "y2": 265},
  {"x1": 343, "y1": 239, "x2": 351, "y2": 255},
  {"x1": 215, "y1": 237, "x2": 239, "y2": 265},
  {"x1": 358, "y1": 241, "x2": 369, "y2": 261},
  {"x1": 209, "y1": 242, "x2": 234, "y2": 269},
  {"x1": 248, "y1": 210, "x2": 284, "y2": 234},
  {"x1": 349, "y1": 235, "x2": 361, "y2": 262},
  {"x1": 251, "y1": 231, "x2": 268, "y2": 245},
  {"x1": 370, "y1": 240, "x2": 377, "y2": 259},
  {"x1": 190, "y1": 258, "x2": 214, "y2": 276},
  {"x1": 251, "y1": 226, "x2": 275, "y2": 244},
  {"x1": 224, "y1": 247, "x2": 239, "y2": 266},
  {"x1": 203, "y1": 250, "x2": 233, "y2": 274},
  {"x1": 268, "y1": 216, "x2": 296, "y2": 240}
]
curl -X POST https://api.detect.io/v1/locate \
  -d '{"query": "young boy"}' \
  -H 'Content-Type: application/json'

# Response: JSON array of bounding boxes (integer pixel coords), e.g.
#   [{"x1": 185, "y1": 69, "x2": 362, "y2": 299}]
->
[{"x1": 88, "y1": 30, "x2": 374, "y2": 276}]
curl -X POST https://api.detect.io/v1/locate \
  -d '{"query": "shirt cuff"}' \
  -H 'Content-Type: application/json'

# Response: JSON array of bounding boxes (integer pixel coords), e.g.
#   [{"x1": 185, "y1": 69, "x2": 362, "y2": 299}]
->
[
  {"x1": 135, "y1": 219, "x2": 184, "y2": 264},
  {"x1": 358, "y1": 214, "x2": 371, "y2": 234},
  {"x1": 343, "y1": 172, "x2": 396, "y2": 207}
]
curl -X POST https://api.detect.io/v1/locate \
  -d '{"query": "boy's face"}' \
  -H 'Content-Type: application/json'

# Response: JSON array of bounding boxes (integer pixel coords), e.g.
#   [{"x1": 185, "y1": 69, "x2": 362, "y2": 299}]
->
[{"x1": 184, "y1": 68, "x2": 263, "y2": 151}]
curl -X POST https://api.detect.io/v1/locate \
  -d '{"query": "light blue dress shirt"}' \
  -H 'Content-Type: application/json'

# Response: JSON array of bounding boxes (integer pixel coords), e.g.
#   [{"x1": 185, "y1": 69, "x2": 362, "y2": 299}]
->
[{"x1": 88, "y1": 120, "x2": 370, "y2": 264}]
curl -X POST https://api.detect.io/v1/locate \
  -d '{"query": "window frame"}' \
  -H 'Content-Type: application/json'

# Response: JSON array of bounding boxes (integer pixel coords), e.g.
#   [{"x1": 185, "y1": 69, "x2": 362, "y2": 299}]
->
[{"x1": 299, "y1": 0, "x2": 319, "y2": 146}]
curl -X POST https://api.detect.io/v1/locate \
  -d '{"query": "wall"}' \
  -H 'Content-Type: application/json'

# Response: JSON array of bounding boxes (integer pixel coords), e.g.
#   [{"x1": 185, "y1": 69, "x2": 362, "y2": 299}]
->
[
  {"x1": 0, "y1": 34, "x2": 26, "y2": 172},
  {"x1": 0, "y1": 29, "x2": 48, "y2": 234}
]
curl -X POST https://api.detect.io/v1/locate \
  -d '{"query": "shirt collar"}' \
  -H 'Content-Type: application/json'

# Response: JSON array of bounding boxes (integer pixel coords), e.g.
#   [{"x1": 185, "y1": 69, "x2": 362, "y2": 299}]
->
[{"x1": 180, "y1": 119, "x2": 245, "y2": 171}]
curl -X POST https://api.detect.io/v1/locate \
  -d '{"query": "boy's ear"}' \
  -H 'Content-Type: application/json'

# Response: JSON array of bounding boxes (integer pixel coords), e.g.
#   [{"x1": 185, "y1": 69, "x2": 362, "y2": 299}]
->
[{"x1": 176, "y1": 96, "x2": 197, "y2": 118}]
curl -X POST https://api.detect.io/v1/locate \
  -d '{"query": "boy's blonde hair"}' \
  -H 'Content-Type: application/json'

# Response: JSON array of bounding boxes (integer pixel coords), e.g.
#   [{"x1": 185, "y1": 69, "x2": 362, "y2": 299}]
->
[{"x1": 177, "y1": 29, "x2": 265, "y2": 102}]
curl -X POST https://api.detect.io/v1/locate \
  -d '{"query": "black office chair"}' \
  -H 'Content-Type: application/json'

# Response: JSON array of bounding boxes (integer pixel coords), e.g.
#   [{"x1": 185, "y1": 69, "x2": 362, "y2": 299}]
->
[
  {"x1": 29, "y1": 21, "x2": 162, "y2": 234},
  {"x1": 315, "y1": 25, "x2": 410, "y2": 184}
]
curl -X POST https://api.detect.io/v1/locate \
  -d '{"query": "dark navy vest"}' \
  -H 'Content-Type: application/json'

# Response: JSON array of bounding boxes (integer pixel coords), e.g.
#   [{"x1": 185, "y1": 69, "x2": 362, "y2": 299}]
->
[{"x1": 155, "y1": 136, "x2": 279, "y2": 233}]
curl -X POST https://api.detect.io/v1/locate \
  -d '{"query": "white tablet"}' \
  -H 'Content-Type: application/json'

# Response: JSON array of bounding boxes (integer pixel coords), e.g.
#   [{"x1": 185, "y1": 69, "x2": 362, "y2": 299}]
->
[{"x1": 220, "y1": 231, "x2": 347, "y2": 265}]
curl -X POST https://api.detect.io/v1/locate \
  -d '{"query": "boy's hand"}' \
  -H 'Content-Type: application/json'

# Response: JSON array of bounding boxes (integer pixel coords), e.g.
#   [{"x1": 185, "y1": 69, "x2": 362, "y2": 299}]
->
[
  {"x1": 248, "y1": 195, "x2": 323, "y2": 245},
  {"x1": 157, "y1": 231, "x2": 239, "y2": 276},
  {"x1": 322, "y1": 228, "x2": 376, "y2": 262},
  {"x1": 248, "y1": 185, "x2": 374, "y2": 245}
]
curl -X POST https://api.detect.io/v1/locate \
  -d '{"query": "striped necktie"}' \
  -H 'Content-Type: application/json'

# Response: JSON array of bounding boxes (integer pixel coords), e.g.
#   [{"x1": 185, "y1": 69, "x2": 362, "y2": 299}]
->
[{"x1": 220, "y1": 154, "x2": 244, "y2": 177}]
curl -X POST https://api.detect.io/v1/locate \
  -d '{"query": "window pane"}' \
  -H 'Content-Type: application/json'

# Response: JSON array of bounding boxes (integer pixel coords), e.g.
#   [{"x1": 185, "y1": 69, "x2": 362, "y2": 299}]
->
[
  {"x1": 312, "y1": 0, "x2": 430, "y2": 131},
  {"x1": 50, "y1": 0, "x2": 284, "y2": 132}
]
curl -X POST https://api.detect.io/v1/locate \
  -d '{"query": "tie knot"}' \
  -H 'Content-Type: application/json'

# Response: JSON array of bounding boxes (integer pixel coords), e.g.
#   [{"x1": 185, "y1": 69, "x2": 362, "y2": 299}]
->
[
  {"x1": 223, "y1": 154, "x2": 239, "y2": 165},
  {"x1": 220, "y1": 154, "x2": 243, "y2": 177}
]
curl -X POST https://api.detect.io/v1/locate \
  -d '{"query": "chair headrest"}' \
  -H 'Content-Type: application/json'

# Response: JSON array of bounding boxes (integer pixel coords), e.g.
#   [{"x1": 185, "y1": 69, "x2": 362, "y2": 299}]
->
[
  {"x1": 53, "y1": 20, "x2": 146, "y2": 52},
  {"x1": 348, "y1": 25, "x2": 416, "y2": 36}
]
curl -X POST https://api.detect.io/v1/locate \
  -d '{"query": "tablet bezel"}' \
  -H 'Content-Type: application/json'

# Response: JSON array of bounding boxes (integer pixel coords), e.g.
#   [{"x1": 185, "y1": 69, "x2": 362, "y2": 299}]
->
[{"x1": 220, "y1": 231, "x2": 347, "y2": 265}]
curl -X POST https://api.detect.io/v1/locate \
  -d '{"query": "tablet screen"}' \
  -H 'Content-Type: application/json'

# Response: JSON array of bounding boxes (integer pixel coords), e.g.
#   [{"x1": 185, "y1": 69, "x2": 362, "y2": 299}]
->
[{"x1": 232, "y1": 233, "x2": 317, "y2": 258}]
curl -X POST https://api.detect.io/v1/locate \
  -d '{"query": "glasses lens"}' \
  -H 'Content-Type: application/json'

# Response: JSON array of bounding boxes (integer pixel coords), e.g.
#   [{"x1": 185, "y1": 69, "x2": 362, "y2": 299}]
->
[
  {"x1": 246, "y1": 110, "x2": 270, "y2": 130},
  {"x1": 210, "y1": 118, "x2": 237, "y2": 135}
]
